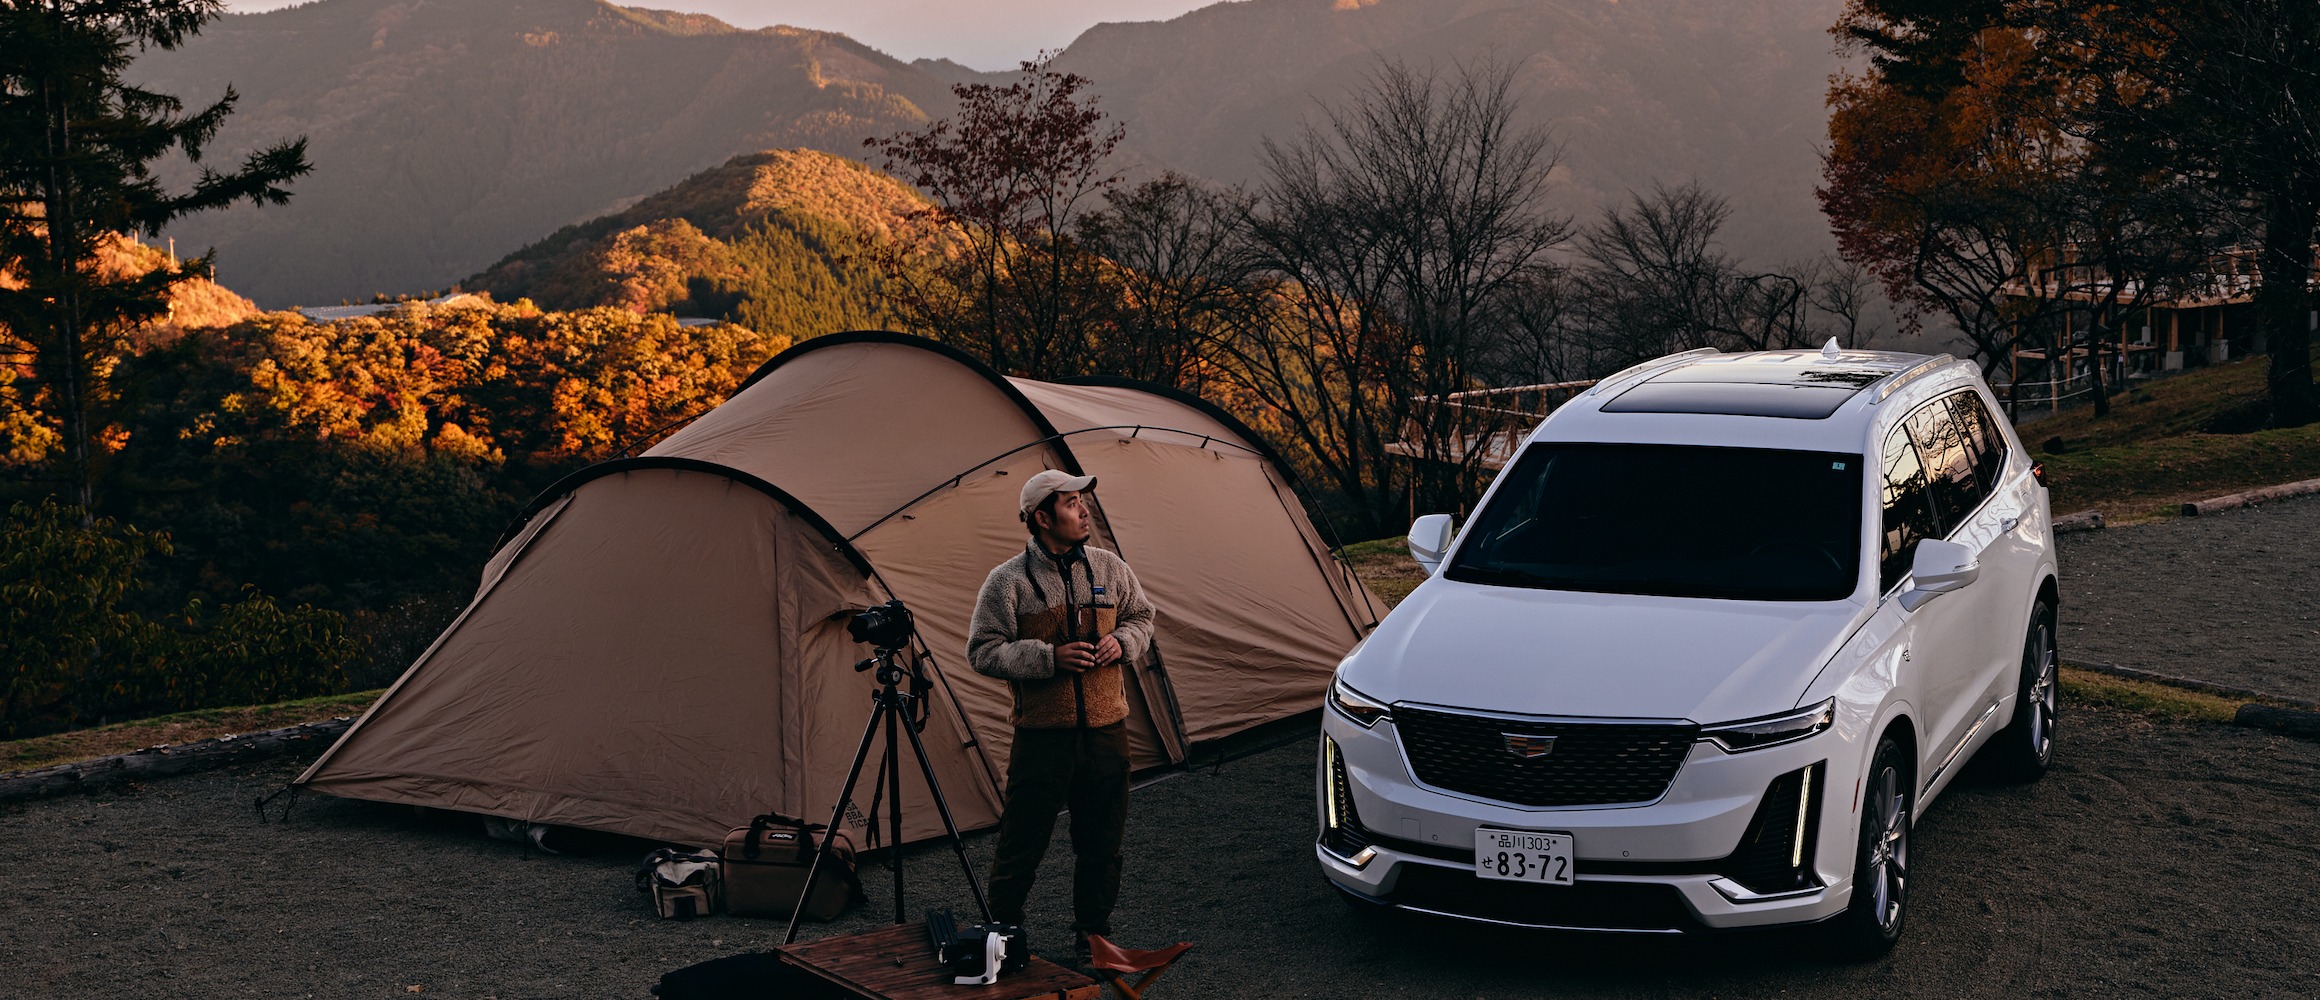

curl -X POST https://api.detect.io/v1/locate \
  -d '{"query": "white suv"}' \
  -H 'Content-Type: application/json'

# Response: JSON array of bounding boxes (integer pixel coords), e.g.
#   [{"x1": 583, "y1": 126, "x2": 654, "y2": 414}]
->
[{"x1": 1319, "y1": 346, "x2": 2058, "y2": 956}]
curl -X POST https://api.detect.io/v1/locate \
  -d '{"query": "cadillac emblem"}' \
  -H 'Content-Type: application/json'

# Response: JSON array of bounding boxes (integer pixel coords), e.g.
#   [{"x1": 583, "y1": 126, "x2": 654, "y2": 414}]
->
[{"x1": 1502, "y1": 732, "x2": 1557, "y2": 759}]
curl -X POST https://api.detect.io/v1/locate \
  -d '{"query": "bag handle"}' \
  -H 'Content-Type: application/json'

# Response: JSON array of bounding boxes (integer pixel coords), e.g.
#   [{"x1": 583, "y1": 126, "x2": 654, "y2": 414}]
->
[{"x1": 744, "y1": 813, "x2": 828, "y2": 863}]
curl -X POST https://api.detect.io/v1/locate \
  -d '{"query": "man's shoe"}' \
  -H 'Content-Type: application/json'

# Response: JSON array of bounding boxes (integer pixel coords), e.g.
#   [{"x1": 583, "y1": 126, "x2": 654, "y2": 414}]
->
[{"x1": 1073, "y1": 933, "x2": 1095, "y2": 967}]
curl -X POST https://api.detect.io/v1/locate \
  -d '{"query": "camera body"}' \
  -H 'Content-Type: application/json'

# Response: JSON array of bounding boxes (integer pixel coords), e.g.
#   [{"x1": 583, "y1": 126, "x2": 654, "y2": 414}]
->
[{"x1": 848, "y1": 599, "x2": 915, "y2": 649}]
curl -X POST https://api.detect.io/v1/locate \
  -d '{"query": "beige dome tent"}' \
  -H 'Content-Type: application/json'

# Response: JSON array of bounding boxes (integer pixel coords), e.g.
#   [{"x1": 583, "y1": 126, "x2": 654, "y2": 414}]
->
[{"x1": 296, "y1": 332, "x2": 1382, "y2": 848}]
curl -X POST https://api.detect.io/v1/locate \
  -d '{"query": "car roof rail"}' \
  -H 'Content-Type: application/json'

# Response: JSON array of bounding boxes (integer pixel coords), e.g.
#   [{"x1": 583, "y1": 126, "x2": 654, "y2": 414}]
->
[
  {"x1": 1582, "y1": 348, "x2": 1722, "y2": 398},
  {"x1": 1871, "y1": 354, "x2": 1958, "y2": 404}
]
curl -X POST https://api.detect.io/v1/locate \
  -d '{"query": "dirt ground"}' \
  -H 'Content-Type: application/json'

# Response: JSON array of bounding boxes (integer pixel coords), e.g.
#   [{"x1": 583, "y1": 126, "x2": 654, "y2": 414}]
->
[
  {"x1": 2, "y1": 698, "x2": 2316, "y2": 999},
  {"x1": 2058, "y1": 493, "x2": 2320, "y2": 704},
  {"x1": 7, "y1": 493, "x2": 2320, "y2": 998}
]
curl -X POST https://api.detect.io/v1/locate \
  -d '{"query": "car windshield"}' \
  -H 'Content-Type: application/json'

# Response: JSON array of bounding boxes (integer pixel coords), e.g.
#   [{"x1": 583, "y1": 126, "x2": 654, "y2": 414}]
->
[{"x1": 1445, "y1": 443, "x2": 1865, "y2": 601}]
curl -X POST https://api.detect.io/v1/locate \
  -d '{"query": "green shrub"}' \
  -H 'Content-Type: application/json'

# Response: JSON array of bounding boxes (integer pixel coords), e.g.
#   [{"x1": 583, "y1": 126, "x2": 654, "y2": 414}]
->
[
  {"x1": 0, "y1": 500, "x2": 358, "y2": 738},
  {"x1": 1, "y1": 499, "x2": 163, "y2": 736}
]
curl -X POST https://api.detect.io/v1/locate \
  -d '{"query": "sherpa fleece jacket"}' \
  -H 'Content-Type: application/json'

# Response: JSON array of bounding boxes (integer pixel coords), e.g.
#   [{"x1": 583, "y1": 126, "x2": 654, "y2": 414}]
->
[{"x1": 967, "y1": 540, "x2": 1157, "y2": 730}]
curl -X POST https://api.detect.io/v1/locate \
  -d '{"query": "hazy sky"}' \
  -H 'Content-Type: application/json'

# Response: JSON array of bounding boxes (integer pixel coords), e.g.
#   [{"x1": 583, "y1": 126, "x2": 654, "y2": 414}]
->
[{"x1": 225, "y1": 1, "x2": 1223, "y2": 71}]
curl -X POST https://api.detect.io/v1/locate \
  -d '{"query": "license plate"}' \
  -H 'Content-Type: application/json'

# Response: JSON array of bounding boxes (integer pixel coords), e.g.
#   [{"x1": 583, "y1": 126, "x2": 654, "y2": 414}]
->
[{"x1": 1473, "y1": 828, "x2": 1575, "y2": 885}]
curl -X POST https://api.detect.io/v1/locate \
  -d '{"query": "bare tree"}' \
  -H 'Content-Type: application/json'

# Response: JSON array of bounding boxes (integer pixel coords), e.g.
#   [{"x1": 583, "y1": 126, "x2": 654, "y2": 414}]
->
[
  {"x1": 1568, "y1": 182, "x2": 1825, "y2": 363},
  {"x1": 1074, "y1": 173, "x2": 1247, "y2": 390},
  {"x1": 1219, "y1": 59, "x2": 1572, "y2": 536}
]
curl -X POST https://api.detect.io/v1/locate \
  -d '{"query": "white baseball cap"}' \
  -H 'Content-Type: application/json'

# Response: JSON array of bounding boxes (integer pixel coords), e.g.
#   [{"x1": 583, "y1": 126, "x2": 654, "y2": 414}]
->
[{"x1": 1019, "y1": 469, "x2": 1097, "y2": 521}]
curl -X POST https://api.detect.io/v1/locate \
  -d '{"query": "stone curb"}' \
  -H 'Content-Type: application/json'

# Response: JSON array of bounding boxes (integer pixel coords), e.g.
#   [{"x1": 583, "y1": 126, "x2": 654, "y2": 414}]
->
[
  {"x1": 0, "y1": 717, "x2": 353, "y2": 806},
  {"x1": 2233, "y1": 704, "x2": 2320, "y2": 740},
  {"x1": 2053, "y1": 509, "x2": 2105, "y2": 533},
  {"x1": 2181, "y1": 476, "x2": 2320, "y2": 517}
]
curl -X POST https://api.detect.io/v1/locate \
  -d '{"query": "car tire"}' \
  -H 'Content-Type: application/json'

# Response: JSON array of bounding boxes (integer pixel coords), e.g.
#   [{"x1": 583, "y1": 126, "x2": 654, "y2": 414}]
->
[
  {"x1": 1826, "y1": 734, "x2": 1910, "y2": 960},
  {"x1": 1983, "y1": 598, "x2": 2059, "y2": 782}
]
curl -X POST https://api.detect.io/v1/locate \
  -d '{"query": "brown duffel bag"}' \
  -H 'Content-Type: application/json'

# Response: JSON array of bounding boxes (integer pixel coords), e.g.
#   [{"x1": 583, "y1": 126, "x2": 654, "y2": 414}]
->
[{"x1": 720, "y1": 814, "x2": 858, "y2": 921}]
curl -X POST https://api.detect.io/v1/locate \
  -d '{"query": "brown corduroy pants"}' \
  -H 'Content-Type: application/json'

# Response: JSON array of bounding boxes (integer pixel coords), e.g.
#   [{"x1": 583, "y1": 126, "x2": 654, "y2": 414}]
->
[{"x1": 986, "y1": 722, "x2": 1130, "y2": 936}]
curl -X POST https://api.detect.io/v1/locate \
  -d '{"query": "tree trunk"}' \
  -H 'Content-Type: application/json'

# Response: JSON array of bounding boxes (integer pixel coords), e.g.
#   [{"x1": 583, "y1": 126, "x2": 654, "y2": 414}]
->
[
  {"x1": 2257, "y1": 179, "x2": 2319, "y2": 428},
  {"x1": 38, "y1": 65, "x2": 94, "y2": 513},
  {"x1": 2088, "y1": 318, "x2": 2111, "y2": 418}
]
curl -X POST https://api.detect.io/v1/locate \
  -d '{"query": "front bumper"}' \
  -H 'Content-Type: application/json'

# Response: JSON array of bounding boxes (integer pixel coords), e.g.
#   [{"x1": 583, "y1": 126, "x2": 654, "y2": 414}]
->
[{"x1": 1316, "y1": 706, "x2": 1860, "y2": 932}]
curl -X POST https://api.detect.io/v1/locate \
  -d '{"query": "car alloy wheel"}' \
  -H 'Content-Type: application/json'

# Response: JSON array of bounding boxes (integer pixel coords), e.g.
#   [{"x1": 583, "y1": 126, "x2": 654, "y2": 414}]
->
[
  {"x1": 1863, "y1": 762, "x2": 1909, "y2": 934},
  {"x1": 1986, "y1": 598, "x2": 2060, "y2": 781},
  {"x1": 2024, "y1": 616, "x2": 2058, "y2": 762},
  {"x1": 1828, "y1": 735, "x2": 1910, "y2": 958}
]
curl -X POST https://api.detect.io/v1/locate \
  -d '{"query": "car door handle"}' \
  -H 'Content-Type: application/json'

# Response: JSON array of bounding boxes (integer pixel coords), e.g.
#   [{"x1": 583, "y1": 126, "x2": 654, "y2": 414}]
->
[{"x1": 2001, "y1": 516, "x2": 2020, "y2": 533}]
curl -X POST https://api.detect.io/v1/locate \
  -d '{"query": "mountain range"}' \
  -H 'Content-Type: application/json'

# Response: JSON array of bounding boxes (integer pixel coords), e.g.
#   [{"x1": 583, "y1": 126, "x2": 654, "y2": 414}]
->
[{"x1": 134, "y1": 0, "x2": 1849, "y2": 309}]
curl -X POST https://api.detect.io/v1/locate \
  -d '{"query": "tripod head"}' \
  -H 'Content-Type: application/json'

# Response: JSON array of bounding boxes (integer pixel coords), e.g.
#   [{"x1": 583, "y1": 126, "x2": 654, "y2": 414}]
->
[{"x1": 855, "y1": 645, "x2": 919, "y2": 686}]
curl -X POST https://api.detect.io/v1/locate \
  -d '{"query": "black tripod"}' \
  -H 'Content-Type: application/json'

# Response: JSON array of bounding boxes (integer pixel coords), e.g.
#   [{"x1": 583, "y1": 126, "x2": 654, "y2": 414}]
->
[{"x1": 783, "y1": 643, "x2": 993, "y2": 944}]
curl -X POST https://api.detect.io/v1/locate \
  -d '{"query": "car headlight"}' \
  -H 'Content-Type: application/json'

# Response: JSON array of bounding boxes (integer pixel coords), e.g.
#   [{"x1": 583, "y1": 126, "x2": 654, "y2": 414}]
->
[
  {"x1": 1701, "y1": 698, "x2": 1835, "y2": 752},
  {"x1": 1328, "y1": 676, "x2": 1392, "y2": 728}
]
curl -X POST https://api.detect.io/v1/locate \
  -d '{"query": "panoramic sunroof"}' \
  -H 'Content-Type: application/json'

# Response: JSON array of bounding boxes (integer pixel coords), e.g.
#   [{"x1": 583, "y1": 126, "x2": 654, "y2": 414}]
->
[
  {"x1": 1599, "y1": 355, "x2": 1903, "y2": 419},
  {"x1": 1601, "y1": 382, "x2": 1862, "y2": 418}
]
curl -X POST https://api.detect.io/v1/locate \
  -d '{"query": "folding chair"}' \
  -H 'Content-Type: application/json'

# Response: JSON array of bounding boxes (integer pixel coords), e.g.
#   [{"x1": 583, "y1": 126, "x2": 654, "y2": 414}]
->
[{"x1": 1083, "y1": 935, "x2": 1194, "y2": 1000}]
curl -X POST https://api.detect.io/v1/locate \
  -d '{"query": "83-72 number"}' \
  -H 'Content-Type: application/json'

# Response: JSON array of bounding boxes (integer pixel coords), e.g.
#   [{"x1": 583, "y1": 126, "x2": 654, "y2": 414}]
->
[{"x1": 1473, "y1": 828, "x2": 1575, "y2": 885}]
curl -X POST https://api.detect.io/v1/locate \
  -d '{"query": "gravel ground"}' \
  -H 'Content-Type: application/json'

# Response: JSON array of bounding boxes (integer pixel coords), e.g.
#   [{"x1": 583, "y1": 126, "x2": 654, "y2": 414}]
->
[
  {"x1": 8, "y1": 496, "x2": 2320, "y2": 998},
  {"x1": 2059, "y1": 493, "x2": 2320, "y2": 703},
  {"x1": 3, "y1": 700, "x2": 2318, "y2": 999}
]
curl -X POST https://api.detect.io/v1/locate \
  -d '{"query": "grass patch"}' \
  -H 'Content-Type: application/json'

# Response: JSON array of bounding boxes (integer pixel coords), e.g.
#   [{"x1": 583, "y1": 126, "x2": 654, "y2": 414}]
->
[
  {"x1": 2029, "y1": 354, "x2": 2320, "y2": 523},
  {"x1": 1337, "y1": 535, "x2": 1425, "y2": 608},
  {"x1": 1, "y1": 689, "x2": 381, "y2": 774},
  {"x1": 2058, "y1": 666, "x2": 2244, "y2": 724},
  {"x1": 2028, "y1": 355, "x2": 2272, "y2": 448},
  {"x1": 2043, "y1": 420, "x2": 2320, "y2": 523}
]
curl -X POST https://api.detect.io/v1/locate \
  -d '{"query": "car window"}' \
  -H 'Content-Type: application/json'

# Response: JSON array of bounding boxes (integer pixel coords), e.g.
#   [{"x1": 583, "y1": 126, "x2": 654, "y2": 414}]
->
[
  {"x1": 1446, "y1": 443, "x2": 1864, "y2": 601},
  {"x1": 1879, "y1": 425, "x2": 1939, "y2": 593},
  {"x1": 1905, "y1": 398, "x2": 1984, "y2": 530},
  {"x1": 1947, "y1": 390, "x2": 2007, "y2": 492}
]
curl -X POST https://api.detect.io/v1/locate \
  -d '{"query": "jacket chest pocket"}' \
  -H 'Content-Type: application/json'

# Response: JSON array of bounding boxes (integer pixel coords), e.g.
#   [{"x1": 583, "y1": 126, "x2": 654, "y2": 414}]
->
[{"x1": 1077, "y1": 604, "x2": 1117, "y2": 640}]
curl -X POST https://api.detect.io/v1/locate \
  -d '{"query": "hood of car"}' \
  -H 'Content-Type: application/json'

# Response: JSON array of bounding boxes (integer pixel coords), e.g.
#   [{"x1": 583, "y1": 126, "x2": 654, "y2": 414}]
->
[{"x1": 1343, "y1": 576, "x2": 1866, "y2": 725}]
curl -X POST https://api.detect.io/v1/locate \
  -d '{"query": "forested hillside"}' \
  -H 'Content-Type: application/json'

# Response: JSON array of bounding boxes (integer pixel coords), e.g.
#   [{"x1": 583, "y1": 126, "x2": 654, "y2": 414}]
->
[
  {"x1": 129, "y1": 0, "x2": 958, "y2": 307},
  {"x1": 467, "y1": 148, "x2": 924, "y2": 337}
]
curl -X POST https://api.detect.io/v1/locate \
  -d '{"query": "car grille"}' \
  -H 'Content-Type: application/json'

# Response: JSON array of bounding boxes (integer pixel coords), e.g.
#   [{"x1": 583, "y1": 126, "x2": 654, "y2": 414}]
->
[
  {"x1": 1385, "y1": 865, "x2": 1696, "y2": 931},
  {"x1": 1394, "y1": 706, "x2": 1698, "y2": 807}
]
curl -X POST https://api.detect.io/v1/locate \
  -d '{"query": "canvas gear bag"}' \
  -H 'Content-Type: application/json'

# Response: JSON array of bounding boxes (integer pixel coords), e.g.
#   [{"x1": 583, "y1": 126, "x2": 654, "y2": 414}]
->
[
  {"x1": 636, "y1": 847, "x2": 723, "y2": 920},
  {"x1": 721, "y1": 814, "x2": 858, "y2": 920}
]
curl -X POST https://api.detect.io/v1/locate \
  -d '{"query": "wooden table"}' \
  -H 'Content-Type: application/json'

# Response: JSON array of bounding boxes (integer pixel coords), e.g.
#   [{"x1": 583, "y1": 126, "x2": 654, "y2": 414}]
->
[{"x1": 776, "y1": 921, "x2": 1102, "y2": 1000}]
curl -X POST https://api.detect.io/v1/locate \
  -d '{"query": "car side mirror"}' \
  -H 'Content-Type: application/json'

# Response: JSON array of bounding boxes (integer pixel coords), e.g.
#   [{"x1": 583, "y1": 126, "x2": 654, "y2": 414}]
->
[
  {"x1": 1898, "y1": 538, "x2": 1979, "y2": 611},
  {"x1": 1408, "y1": 514, "x2": 1456, "y2": 574}
]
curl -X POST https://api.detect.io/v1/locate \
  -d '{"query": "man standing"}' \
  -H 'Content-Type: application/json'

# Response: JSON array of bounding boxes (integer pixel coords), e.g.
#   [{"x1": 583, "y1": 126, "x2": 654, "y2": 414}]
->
[{"x1": 967, "y1": 469, "x2": 1156, "y2": 963}]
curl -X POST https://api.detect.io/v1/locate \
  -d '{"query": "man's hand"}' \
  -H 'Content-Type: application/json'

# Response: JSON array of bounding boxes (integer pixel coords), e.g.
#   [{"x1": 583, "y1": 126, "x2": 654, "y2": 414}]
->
[
  {"x1": 1093, "y1": 634, "x2": 1123, "y2": 667},
  {"x1": 1055, "y1": 641, "x2": 1097, "y2": 674}
]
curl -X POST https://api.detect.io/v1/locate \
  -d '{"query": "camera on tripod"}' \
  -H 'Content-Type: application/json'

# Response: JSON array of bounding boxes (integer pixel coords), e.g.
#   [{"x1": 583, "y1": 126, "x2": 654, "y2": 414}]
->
[
  {"x1": 788, "y1": 594, "x2": 995, "y2": 948},
  {"x1": 847, "y1": 599, "x2": 915, "y2": 650}
]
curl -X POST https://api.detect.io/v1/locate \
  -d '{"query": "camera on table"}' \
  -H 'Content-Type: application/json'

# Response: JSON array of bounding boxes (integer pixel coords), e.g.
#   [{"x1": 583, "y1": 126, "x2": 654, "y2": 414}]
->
[{"x1": 847, "y1": 599, "x2": 915, "y2": 649}]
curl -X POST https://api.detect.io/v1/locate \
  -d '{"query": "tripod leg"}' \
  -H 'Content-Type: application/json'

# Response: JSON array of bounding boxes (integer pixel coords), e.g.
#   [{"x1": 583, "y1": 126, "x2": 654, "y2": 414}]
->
[
  {"x1": 900, "y1": 704, "x2": 997, "y2": 924},
  {"x1": 783, "y1": 696, "x2": 889, "y2": 945},
  {"x1": 886, "y1": 687, "x2": 907, "y2": 924},
  {"x1": 861, "y1": 750, "x2": 890, "y2": 852}
]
